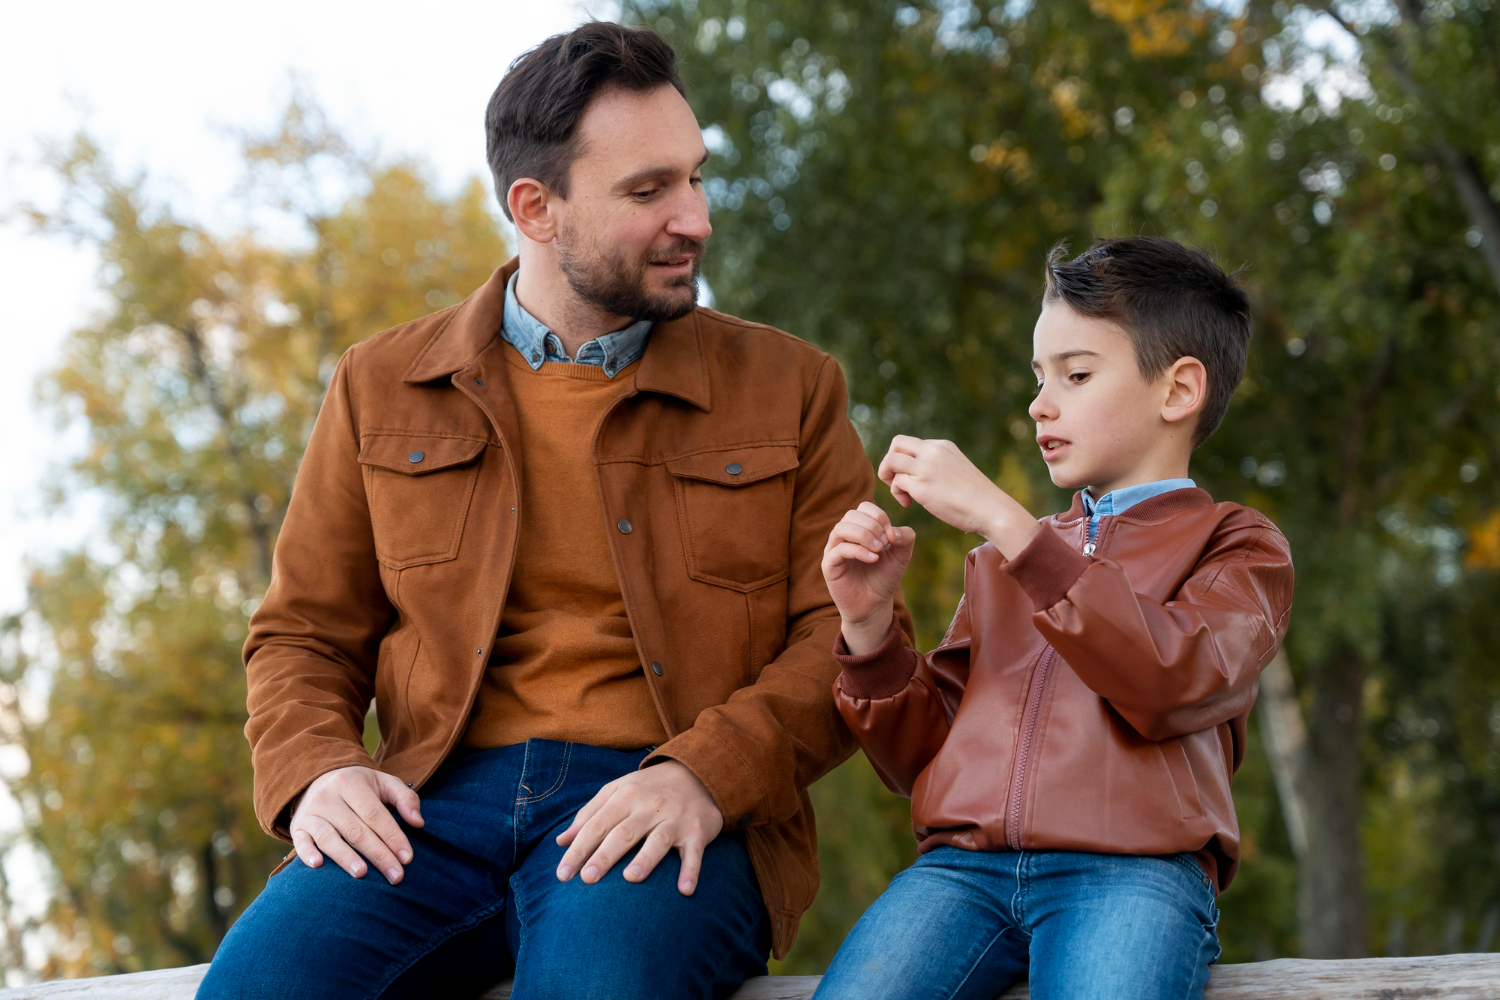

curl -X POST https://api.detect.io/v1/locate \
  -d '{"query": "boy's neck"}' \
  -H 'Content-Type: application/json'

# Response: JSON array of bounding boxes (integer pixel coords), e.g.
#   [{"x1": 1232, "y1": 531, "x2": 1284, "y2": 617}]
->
[{"x1": 1085, "y1": 464, "x2": 1193, "y2": 500}]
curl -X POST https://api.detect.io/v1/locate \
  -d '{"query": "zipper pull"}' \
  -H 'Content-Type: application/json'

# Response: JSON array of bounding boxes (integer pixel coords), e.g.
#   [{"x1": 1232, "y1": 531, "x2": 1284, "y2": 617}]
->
[{"x1": 1083, "y1": 541, "x2": 1096, "y2": 556}]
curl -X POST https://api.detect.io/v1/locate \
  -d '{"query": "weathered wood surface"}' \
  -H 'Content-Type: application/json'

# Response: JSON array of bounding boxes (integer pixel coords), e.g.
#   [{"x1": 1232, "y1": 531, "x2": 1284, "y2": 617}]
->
[{"x1": 2, "y1": 953, "x2": 1498, "y2": 998}]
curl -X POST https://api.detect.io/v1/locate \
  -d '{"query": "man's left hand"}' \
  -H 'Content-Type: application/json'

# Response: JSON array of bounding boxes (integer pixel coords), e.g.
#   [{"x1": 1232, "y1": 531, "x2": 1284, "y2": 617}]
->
[{"x1": 555, "y1": 760, "x2": 724, "y2": 896}]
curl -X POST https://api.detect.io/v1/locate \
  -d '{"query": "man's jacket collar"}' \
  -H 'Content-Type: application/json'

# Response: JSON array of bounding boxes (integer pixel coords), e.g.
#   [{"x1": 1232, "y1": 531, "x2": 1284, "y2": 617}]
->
[{"x1": 402, "y1": 257, "x2": 711, "y2": 411}]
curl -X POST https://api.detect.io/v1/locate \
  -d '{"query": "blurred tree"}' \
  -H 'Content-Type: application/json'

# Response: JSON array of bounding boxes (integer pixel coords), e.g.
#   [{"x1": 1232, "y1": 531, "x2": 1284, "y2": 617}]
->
[
  {"x1": 631, "y1": 0, "x2": 1500, "y2": 970},
  {"x1": 0, "y1": 103, "x2": 506, "y2": 976}
]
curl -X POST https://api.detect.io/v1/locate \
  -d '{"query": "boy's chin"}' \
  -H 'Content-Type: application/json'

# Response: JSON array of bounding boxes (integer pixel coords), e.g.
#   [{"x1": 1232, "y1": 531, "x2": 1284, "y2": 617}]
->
[{"x1": 1044, "y1": 465, "x2": 1092, "y2": 492}]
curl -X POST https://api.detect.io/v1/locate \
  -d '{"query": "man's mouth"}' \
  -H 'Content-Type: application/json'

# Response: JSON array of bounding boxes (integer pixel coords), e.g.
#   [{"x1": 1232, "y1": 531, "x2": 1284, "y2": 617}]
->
[
  {"x1": 1038, "y1": 436, "x2": 1071, "y2": 461},
  {"x1": 648, "y1": 255, "x2": 696, "y2": 272}
]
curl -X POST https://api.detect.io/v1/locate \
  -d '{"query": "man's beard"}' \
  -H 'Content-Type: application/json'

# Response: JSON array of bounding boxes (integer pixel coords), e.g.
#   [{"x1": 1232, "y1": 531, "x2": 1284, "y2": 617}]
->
[{"x1": 556, "y1": 231, "x2": 705, "y2": 323}]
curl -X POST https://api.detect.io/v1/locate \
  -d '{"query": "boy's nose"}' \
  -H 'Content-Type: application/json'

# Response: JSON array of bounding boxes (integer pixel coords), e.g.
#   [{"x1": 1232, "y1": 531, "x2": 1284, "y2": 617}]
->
[{"x1": 1028, "y1": 392, "x2": 1054, "y2": 423}]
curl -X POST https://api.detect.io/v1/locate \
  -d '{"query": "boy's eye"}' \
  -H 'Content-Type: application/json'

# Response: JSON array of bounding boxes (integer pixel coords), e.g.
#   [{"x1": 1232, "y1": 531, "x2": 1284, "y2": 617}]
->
[
  {"x1": 1068, "y1": 371, "x2": 1091, "y2": 384},
  {"x1": 1033, "y1": 381, "x2": 1044, "y2": 395}
]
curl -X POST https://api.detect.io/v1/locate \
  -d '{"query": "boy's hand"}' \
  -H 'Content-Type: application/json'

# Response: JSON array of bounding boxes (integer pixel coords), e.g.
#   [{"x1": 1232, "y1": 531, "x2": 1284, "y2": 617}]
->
[
  {"x1": 878, "y1": 436, "x2": 1041, "y2": 558},
  {"x1": 822, "y1": 502, "x2": 915, "y2": 654}
]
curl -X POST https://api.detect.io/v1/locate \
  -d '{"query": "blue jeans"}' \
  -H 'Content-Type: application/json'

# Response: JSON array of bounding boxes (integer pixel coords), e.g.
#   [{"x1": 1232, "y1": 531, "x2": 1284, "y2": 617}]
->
[
  {"x1": 814, "y1": 847, "x2": 1220, "y2": 1000},
  {"x1": 198, "y1": 740, "x2": 769, "y2": 1000}
]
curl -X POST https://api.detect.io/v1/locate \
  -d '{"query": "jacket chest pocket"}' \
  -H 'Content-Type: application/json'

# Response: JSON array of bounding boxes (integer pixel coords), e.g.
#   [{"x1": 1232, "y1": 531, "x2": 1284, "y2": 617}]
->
[
  {"x1": 665, "y1": 445, "x2": 799, "y2": 591},
  {"x1": 358, "y1": 433, "x2": 487, "y2": 569}
]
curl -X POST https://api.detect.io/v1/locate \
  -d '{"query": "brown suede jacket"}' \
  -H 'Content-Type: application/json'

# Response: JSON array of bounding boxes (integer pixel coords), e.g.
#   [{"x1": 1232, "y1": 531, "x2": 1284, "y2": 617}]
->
[
  {"x1": 244, "y1": 259, "x2": 910, "y2": 957},
  {"x1": 834, "y1": 488, "x2": 1293, "y2": 891}
]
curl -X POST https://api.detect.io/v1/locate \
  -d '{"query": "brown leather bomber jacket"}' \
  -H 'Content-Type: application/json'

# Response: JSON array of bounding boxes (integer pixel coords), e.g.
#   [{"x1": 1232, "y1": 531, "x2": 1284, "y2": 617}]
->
[
  {"x1": 833, "y1": 488, "x2": 1293, "y2": 891},
  {"x1": 244, "y1": 260, "x2": 912, "y2": 957}
]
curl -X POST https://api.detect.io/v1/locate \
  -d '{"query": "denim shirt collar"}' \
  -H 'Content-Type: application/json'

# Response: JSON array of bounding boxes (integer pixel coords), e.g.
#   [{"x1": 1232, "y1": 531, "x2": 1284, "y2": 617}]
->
[
  {"x1": 500, "y1": 270, "x2": 652, "y2": 377},
  {"x1": 1082, "y1": 478, "x2": 1199, "y2": 520}
]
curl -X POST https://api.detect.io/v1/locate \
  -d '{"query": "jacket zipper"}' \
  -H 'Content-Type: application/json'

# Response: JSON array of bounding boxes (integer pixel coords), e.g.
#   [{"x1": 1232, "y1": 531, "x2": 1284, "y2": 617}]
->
[
  {"x1": 1004, "y1": 517, "x2": 1102, "y2": 848},
  {"x1": 1005, "y1": 645, "x2": 1056, "y2": 849}
]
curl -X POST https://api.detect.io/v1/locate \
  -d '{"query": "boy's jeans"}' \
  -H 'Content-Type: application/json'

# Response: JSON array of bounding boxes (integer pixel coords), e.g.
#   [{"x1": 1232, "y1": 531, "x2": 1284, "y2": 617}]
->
[
  {"x1": 197, "y1": 740, "x2": 769, "y2": 1000},
  {"x1": 813, "y1": 846, "x2": 1220, "y2": 1000}
]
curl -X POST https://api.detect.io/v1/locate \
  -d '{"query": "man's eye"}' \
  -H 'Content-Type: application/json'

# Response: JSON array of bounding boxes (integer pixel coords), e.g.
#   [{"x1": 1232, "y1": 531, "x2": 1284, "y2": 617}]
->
[{"x1": 632, "y1": 188, "x2": 657, "y2": 199}]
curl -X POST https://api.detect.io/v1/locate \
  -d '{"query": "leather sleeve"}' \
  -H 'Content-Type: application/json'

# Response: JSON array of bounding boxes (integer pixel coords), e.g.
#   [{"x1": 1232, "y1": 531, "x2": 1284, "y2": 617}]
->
[
  {"x1": 242, "y1": 349, "x2": 392, "y2": 839},
  {"x1": 646, "y1": 356, "x2": 915, "y2": 827},
  {"x1": 1003, "y1": 511, "x2": 1294, "y2": 742},
  {"x1": 831, "y1": 553, "x2": 975, "y2": 797}
]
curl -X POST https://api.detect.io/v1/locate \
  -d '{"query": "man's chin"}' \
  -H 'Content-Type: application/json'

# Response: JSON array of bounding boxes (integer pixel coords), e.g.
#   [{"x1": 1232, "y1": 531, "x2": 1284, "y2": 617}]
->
[{"x1": 637, "y1": 283, "x2": 699, "y2": 322}]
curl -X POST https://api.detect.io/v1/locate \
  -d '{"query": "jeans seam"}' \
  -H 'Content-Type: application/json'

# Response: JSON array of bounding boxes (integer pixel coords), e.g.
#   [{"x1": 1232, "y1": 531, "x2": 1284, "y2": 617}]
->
[
  {"x1": 516, "y1": 742, "x2": 571, "y2": 804},
  {"x1": 1009, "y1": 852, "x2": 1032, "y2": 940},
  {"x1": 359, "y1": 896, "x2": 508, "y2": 1000},
  {"x1": 1181, "y1": 912, "x2": 1218, "y2": 1000},
  {"x1": 945, "y1": 925, "x2": 1017, "y2": 1000}
]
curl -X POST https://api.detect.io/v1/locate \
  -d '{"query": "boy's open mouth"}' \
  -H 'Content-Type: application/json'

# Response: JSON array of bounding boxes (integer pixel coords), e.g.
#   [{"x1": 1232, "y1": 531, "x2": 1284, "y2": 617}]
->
[{"x1": 1038, "y1": 435, "x2": 1071, "y2": 462}]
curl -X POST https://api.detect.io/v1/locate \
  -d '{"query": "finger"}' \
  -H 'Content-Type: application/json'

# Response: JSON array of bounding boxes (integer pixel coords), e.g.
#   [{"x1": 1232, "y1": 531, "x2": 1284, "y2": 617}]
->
[
  {"x1": 557, "y1": 795, "x2": 629, "y2": 880},
  {"x1": 291, "y1": 828, "x2": 323, "y2": 869},
  {"x1": 827, "y1": 521, "x2": 887, "y2": 554},
  {"x1": 377, "y1": 772, "x2": 424, "y2": 828},
  {"x1": 878, "y1": 451, "x2": 918, "y2": 486},
  {"x1": 856, "y1": 501, "x2": 893, "y2": 530},
  {"x1": 556, "y1": 781, "x2": 617, "y2": 849},
  {"x1": 580, "y1": 810, "x2": 654, "y2": 884},
  {"x1": 349, "y1": 786, "x2": 414, "y2": 871},
  {"x1": 826, "y1": 541, "x2": 883, "y2": 567},
  {"x1": 623, "y1": 827, "x2": 675, "y2": 883},
  {"x1": 325, "y1": 802, "x2": 405, "y2": 884},
  {"x1": 890, "y1": 526, "x2": 917, "y2": 550},
  {"x1": 307, "y1": 816, "x2": 370, "y2": 879},
  {"x1": 676, "y1": 839, "x2": 705, "y2": 896},
  {"x1": 887, "y1": 435, "x2": 924, "y2": 457}
]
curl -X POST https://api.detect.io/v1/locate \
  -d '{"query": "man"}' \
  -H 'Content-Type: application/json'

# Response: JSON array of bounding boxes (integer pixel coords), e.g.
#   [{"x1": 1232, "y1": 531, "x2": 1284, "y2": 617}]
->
[{"x1": 197, "y1": 21, "x2": 905, "y2": 1000}]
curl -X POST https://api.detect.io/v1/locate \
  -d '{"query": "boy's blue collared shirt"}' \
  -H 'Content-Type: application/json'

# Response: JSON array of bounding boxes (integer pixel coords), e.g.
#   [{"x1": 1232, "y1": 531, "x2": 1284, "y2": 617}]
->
[
  {"x1": 1081, "y1": 478, "x2": 1197, "y2": 549},
  {"x1": 500, "y1": 271, "x2": 652, "y2": 377}
]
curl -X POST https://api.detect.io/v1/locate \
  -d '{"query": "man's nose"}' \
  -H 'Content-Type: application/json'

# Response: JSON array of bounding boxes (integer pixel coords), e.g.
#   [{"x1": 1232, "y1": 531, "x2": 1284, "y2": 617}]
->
[{"x1": 665, "y1": 183, "x2": 712, "y2": 243}]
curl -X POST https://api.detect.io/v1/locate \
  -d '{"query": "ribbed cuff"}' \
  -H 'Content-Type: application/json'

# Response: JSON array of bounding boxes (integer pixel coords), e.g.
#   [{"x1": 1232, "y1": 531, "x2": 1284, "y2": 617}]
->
[
  {"x1": 834, "y1": 616, "x2": 920, "y2": 700},
  {"x1": 1001, "y1": 527, "x2": 1092, "y2": 612}
]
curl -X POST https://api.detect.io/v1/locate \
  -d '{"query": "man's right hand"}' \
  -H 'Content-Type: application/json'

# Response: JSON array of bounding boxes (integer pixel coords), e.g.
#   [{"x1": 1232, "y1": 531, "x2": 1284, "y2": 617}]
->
[
  {"x1": 289, "y1": 766, "x2": 424, "y2": 885},
  {"x1": 821, "y1": 501, "x2": 915, "y2": 655}
]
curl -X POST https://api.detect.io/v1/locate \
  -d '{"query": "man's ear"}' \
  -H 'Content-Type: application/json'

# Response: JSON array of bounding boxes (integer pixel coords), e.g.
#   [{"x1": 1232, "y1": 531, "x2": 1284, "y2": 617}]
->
[
  {"x1": 508, "y1": 177, "x2": 558, "y2": 243},
  {"x1": 1161, "y1": 356, "x2": 1207, "y2": 427}
]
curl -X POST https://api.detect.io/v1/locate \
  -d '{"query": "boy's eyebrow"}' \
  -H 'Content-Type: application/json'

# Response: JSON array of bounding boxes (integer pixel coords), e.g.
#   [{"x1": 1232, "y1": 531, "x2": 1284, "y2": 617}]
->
[
  {"x1": 616, "y1": 149, "x2": 712, "y2": 191},
  {"x1": 1048, "y1": 349, "x2": 1103, "y2": 363}
]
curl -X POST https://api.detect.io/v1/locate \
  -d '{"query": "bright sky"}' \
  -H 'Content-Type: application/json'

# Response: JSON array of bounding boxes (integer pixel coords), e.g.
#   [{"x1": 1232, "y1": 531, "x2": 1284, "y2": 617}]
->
[{"x1": 0, "y1": 0, "x2": 615, "y2": 616}]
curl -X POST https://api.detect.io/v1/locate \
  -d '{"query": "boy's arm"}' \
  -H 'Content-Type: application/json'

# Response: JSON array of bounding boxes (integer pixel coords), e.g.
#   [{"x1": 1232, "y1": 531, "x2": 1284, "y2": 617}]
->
[
  {"x1": 1002, "y1": 512, "x2": 1294, "y2": 741},
  {"x1": 832, "y1": 554, "x2": 976, "y2": 796}
]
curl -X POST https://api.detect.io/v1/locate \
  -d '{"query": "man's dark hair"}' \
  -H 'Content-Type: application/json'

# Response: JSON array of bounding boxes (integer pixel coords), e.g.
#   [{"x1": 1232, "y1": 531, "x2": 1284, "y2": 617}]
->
[
  {"x1": 485, "y1": 22, "x2": 685, "y2": 221},
  {"x1": 1044, "y1": 236, "x2": 1251, "y2": 445}
]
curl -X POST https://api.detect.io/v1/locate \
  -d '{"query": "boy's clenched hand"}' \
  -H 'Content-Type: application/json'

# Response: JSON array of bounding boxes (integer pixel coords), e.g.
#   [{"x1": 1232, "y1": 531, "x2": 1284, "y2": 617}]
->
[
  {"x1": 878, "y1": 436, "x2": 1041, "y2": 559},
  {"x1": 822, "y1": 502, "x2": 915, "y2": 655}
]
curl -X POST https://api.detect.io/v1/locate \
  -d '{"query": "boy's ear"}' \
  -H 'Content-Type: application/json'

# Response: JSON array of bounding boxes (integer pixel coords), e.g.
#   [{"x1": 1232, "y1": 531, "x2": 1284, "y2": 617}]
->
[
  {"x1": 1160, "y1": 356, "x2": 1207, "y2": 428},
  {"x1": 508, "y1": 177, "x2": 559, "y2": 243}
]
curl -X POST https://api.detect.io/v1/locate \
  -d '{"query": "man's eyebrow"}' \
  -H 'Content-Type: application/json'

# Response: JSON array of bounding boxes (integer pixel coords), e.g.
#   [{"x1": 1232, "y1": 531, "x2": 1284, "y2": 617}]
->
[{"x1": 617, "y1": 149, "x2": 712, "y2": 191}]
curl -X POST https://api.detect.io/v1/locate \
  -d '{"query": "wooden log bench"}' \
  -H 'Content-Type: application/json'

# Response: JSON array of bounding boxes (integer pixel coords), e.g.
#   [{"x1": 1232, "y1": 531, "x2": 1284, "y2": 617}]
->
[{"x1": 1, "y1": 954, "x2": 1497, "y2": 999}]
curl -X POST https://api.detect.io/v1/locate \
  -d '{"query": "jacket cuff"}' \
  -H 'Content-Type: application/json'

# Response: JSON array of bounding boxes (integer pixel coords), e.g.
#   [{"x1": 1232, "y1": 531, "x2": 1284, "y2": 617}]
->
[
  {"x1": 644, "y1": 727, "x2": 768, "y2": 830},
  {"x1": 834, "y1": 616, "x2": 919, "y2": 700},
  {"x1": 1001, "y1": 527, "x2": 1091, "y2": 612}
]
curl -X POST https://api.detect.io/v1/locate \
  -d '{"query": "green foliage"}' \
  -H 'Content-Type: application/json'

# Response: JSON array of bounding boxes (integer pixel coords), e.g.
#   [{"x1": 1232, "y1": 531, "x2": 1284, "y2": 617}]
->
[{"x1": 0, "y1": 106, "x2": 507, "y2": 975}]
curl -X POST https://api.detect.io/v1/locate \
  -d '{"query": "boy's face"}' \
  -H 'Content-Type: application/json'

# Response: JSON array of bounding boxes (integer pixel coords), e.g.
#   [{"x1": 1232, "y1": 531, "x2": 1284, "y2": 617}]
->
[{"x1": 1028, "y1": 301, "x2": 1196, "y2": 494}]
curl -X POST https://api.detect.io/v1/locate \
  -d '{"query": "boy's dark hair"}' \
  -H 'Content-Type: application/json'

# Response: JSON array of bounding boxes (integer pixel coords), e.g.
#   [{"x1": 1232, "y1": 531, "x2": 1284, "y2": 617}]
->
[
  {"x1": 485, "y1": 22, "x2": 685, "y2": 221},
  {"x1": 1044, "y1": 237, "x2": 1251, "y2": 445}
]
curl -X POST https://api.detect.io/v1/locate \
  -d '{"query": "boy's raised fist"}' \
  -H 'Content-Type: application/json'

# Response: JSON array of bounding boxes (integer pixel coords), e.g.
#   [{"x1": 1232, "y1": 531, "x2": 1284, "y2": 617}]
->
[{"x1": 821, "y1": 501, "x2": 915, "y2": 655}]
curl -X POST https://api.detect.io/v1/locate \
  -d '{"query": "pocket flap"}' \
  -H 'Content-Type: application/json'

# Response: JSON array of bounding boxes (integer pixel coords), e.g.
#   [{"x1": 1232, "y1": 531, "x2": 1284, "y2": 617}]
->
[
  {"x1": 665, "y1": 445, "x2": 800, "y2": 486},
  {"x1": 358, "y1": 433, "x2": 487, "y2": 475}
]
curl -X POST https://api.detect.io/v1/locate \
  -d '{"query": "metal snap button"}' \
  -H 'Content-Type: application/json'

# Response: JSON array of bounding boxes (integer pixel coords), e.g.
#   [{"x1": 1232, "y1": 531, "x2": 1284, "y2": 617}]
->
[
  {"x1": 650, "y1": 660, "x2": 663, "y2": 676},
  {"x1": 617, "y1": 519, "x2": 633, "y2": 534},
  {"x1": 725, "y1": 463, "x2": 742, "y2": 475},
  {"x1": 408, "y1": 451, "x2": 425, "y2": 463}
]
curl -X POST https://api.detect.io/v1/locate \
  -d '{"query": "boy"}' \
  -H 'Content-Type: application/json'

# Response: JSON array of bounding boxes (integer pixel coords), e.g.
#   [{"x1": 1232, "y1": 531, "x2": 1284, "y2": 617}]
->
[{"x1": 815, "y1": 237, "x2": 1293, "y2": 1000}]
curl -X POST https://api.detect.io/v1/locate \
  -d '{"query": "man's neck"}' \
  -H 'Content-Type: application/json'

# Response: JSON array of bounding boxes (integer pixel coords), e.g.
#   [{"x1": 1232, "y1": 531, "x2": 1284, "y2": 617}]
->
[{"x1": 513, "y1": 248, "x2": 633, "y2": 358}]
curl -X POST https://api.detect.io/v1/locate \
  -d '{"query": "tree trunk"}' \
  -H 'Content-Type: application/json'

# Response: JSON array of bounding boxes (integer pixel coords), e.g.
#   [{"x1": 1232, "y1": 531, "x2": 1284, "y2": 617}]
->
[{"x1": 1298, "y1": 646, "x2": 1369, "y2": 957}]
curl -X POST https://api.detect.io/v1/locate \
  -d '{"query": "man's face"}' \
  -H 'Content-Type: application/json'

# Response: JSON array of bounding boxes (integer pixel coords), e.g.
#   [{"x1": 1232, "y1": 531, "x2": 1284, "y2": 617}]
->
[
  {"x1": 550, "y1": 84, "x2": 711, "y2": 322},
  {"x1": 1027, "y1": 301, "x2": 1170, "y2": 493}
]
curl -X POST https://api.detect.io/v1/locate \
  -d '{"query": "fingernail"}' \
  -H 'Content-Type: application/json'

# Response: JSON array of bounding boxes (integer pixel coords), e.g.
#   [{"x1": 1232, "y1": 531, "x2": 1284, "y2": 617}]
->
[
  {"x1": 681, "y1": 880, "x2": 695, "y2": 893},
  {"x1": 353, "y1": 864, "x2": 365, "y2": 876},
  {"x1": 556, "y1": 865, "x2": 572, "y2": 881},
  {"x1": 399, "y1": 850, "x2": 412, "y2": 863},
  {"x1": 387, "y1": 868, "x2": 401, "y2": 882},
  {"x1": 583, "y1": 865, "x2": 599, "y2": 882},
  {"x1": 626, "y1": 866, "x2": 640, "y2": 880}
]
